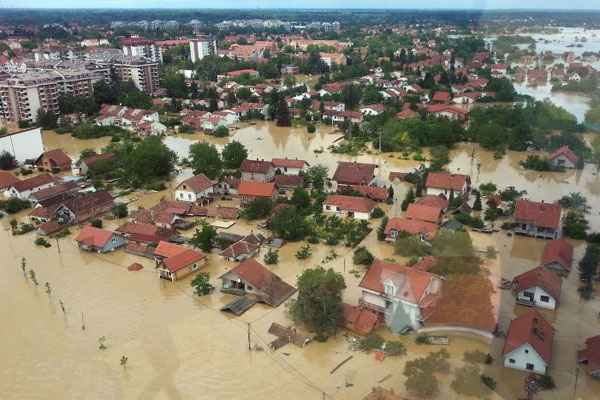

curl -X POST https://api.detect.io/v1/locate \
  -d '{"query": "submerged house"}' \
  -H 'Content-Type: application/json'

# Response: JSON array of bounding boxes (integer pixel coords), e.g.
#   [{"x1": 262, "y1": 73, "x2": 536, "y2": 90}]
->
[
  {"x1": 158, "y1": 248, "x2": 207, "y2": 282},
  {"x1": 332, "y1": 161, "x2": 377, "y2": 186},
  {"x1": 174, "y1": 174, "x2": 216, "y2": 203},
  {"x1": 541, "y1": 238, "x2": 574, "y2": 275},
  {"x1": 219, "y1": 259, "x2": 296, "y2": 307},
  {"x1": 511, "y1": 266, "x2": 562, "y2": 310},
  {"x1": 578, "y1": 335, "x2": 600, "y2": 378},
  {"x1": 322, "y1": 195, "x2": 376, "y2": 220},
  {"x1": 35, "y1": 149, "x2": 72, "y2": 172},
  {"x1": 549, "y1": 145, "x2": 579, "y2": 169},
  {"x1": 384, "y1": 217, "x2": 439, "y2": 242},
  {"x1": 503, "y1": 310, "x2": 554, "y2": 374},
  {"x1": 358, "y1": 259, "x2": 443, "y2": 334},
  {"x1": 425, "y1": 172, "x2": 470, "y2": 198},
  {"x1": 74, "y1": 225, "x2": 126, "y2": 253},
  {"x1": 514, "y1": 199, "x2": 562, "y2": 240},
  {"x1": 219, "y1": 233, "x2": 265, "y2": 261}
]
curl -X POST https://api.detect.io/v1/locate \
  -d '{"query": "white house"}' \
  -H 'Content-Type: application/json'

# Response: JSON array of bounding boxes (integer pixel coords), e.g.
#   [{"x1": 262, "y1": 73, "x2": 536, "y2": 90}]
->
[
  {"x1": 174, "y1": 174, "x2": 215, "y2": 202},
  {"x1": 322, "y1": 195, "x2": 376, "y2": 220},
  {"x1": 425, "y1": 172, "x2": 470, "y2": 197},
  {"x1": 358, "y1": 259, "x2": 443, "y2": 333},
  {"x1": 359, "y1": 104, "x2": 385, "y2": 116},
  {"x1": 6, "y1": 174, "x2": 56, "y2": 200},
  {"x1": 512, "y1": 266, "x2": 561, "y2": 310},
  {"x1": 503, "y1": 311, "x2": 554, "y2": 374},
  {"x1": 271, "y1": 158, "x2": 307, "y2": 176}
]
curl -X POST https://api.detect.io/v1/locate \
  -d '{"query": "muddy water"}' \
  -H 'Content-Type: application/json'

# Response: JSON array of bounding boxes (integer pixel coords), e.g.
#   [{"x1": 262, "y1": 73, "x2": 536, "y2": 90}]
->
[
  {"x1": 1, "y1": 122, "x2": 595, "y2": 399},
  {"x1": 513, "y1": 82, "x2": 591, "y2": 123}
]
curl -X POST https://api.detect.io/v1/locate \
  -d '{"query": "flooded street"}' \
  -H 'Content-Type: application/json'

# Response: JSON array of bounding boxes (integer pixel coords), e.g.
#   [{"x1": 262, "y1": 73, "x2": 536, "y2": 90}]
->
[
  {"x1": 513, "y1": 82, "x2": 591, "y2": 123},
  {"x1": 2, "y1": 123, "x2": 600, "y2": 399}
]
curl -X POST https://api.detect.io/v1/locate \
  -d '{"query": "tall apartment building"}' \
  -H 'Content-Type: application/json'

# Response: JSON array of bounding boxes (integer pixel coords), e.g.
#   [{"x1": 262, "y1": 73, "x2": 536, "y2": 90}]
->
[
  {"x1": 189, "y1": 36, "x2": 217, "y2": 63},
  {"x1": 108, "y1": 56, "x2": 160, "y2": 95},
  {"x1": 0, "y1": 68, "x2": 102, "y2": 123},
  {"x1": 121, "y1": 38, "x2": 163, "y2": 63}
]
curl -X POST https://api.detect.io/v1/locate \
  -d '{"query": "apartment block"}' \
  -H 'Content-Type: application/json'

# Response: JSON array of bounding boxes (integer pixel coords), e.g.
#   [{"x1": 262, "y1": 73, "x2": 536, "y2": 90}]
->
[
  {"x1": 121, "y1": 38, "x2": 163, "y2": 63},
  {"x1": 189, "y1": 36, "x2": 217, "y2": 63}
]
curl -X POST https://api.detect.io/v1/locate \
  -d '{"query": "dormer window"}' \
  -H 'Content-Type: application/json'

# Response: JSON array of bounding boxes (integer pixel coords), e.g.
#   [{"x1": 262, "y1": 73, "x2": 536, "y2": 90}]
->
[{"x1": 384, "y1": 282, "x2": 395, "y2": 297}]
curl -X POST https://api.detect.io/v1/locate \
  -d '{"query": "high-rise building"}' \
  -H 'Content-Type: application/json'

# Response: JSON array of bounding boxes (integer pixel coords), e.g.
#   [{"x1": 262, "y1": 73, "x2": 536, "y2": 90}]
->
[
  {"x1": 121, "y1": 38, "x2": 163, "y2": 63},
  {"x1": 189, "y1": 36, "x2": 217, "y2": 63},
  {"x1": 108, "y1": 57, "x2": 160, "y2": 95},
  {"x1": 0, "y1": 68, "x2": 102, "y2": 123}
]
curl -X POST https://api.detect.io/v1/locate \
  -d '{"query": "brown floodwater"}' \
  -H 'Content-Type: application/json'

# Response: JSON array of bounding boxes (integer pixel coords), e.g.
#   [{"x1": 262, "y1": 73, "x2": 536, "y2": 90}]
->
[{"x1": 3, "y1": 124, "x2": 600, "y2": 399}]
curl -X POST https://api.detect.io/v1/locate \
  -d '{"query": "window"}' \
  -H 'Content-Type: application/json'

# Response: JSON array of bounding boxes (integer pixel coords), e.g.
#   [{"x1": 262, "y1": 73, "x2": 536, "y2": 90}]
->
[
  {"x1": 526, "y1": 363, "x2": 535, "y2": 371},
  {"x1": 524, "y1": 349, "x2": 529, "y2": 354},
  {"x1": 509, "y1": 358, "x2": 515, "y2": 364},
  {"x1": 540, "y1": 295, "x2": 550, "y2": 303}
]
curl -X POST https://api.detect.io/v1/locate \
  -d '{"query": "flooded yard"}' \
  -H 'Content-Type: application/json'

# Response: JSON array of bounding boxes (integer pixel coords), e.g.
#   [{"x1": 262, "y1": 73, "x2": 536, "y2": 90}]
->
[{"x1": 2, "y1": 123, "x2": 600, "y2": 399}]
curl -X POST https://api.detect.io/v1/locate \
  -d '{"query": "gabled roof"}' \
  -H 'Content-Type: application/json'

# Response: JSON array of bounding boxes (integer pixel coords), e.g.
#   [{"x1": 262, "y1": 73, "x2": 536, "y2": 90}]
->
[
  {"x1": 220, "y1": 240, "x2": 259, "y2": 259},
  {"x1": 36, "y1": 148, "x2": 72, "y2": 166},
  {"x1": 503, "y1": 310, "x2": 554, "y2": 365},
  {"x1": 549, "y1": 145, "x2": 579, "y2": 165},
  {"x1": 384, "y1": 217, "x2": 439, "y2": 240},
  {"x1": 154, "y1": 241, "x2": 188, "y2": 259},
  {"x1": 333, "y1": 161, "x2": 377, "y2": 185},
  {"x1": 75, "y1": 225, "x2": 116, "y2": 248},
  {"x1": 512, "y1": 266, "x2": 562, "y2": 304},
  {"x1": 273, "y1": 174, "x2": 304, "y2": 188},
  {"x1": 406, "y1": 203, "x2": 443, "y2": 224},
  {"x1": 341, "y1": 303, "x2": 379, "y2": 336},
  {"x1": 416, "y1": 195, "x2": 449, "y2": 210},
  {"x1": 432, "y1": 91, "x2": 450, "y2": 102},
  {"x1": 359, "y1": 259, "x2": 440, "y2": 306},
  {"x1": 0, "y1": 171, "x2": 19, "y2": 190},
  {"x1": 163, "y1": 249, "x2": 206, "y2": 273},
  {"x1": 347, "y1": 185, "x2": 389, "y2": 202},
  {"x1": 220, "y1": 259, "x2": 296, "y2": 306},
  {"x1": 425, "y1": 172, "x2": 469, "y2": 191},
  {"x1": 11, "y1": 174, "x2": 55, "y2": 192},
  {"x1": 177, "y1": 174, "x2": 215, "y2": 193},
  {"x1": 541, "y1": 239, "x2": 574, "y2": 272},
  {"x1": 578, "y1": 335, "x2": 600, "y2": 374},
  {"x1": 238, "y1": 178, "x2": 276, "y2": 197},
  {"x1": 325, "y1": 195, "x2": 376, "y2": 214},
  {"x1": 514, "y1": 199, "x2": 562, "y2": 229},
  {"x1": 240, "y1": 159, "x2": 272, "y2": 174},
  {"x1": 271, "y1": 158, "x2": 306, "y2": 169}
]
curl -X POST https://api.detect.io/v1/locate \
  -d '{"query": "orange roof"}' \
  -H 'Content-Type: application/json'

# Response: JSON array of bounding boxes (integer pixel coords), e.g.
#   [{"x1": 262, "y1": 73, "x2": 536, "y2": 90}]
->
[
  {"x1": 514, "y1": 199, "x2": 561, "y2": 229},
  {"x1": 271, "y1": 158, "x2": 306, "y2": 169},
  {"x1": 416, "y1": 195, "x2": 449, "y2": 210},
  {"x1": 237, "y1": 180, "x2": 276, "y2": 198},
  {"x1": 503, "y1": 310, "x2": 554, "y2": 365},
  {"x1": 384, "y1": 217, "x2": 438, "y2": 239},
  {"x1": 359, "y1": 259, "x2": 438, "y2": 305},
  {"x1": 425, "y1": 172, "x2": 469, "y2": 191},
  {"x1": 163, "y1": 249, "x2": 206, "y2": 273},
  {"x1": 325, "y1": 195, "x2": 376, "y2": 214},
  {"x1": 74, "y1": 225, "x2": 115, "y2": 248},
  {"x1": 154, "y1": 241, "x2": 188, "y2": 259},
  {"x1": 341, "y1": 303, "x2": 379, "y2": 336},
  {"x1": 406, "y1": 203, "x2": 442, "y2": 224},
  {"x1": 512, "y1": 266, "x2": 562, "y2": 303},
  {"x1": 541, "y1": 239, "x2": 573, "y2": 272}
]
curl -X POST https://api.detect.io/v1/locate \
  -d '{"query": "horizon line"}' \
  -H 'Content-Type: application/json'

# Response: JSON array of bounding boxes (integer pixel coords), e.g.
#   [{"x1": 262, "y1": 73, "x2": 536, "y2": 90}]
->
[{"x1": 2, "y1": 7, "x2": 600, "y2": 12}]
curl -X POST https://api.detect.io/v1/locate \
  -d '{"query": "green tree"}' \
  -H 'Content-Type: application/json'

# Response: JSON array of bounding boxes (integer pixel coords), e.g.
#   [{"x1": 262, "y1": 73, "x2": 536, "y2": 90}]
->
[
  {"x1": 305, "y1": 165, "x2": 329, "y2": 192},
  {"x1": 353, "y1": 246, "x2": 374, "y2": 265},
  {"x1": 401, "y1": 187, "x2": 416, "y2": 211},
  {"x1": 291, "y1": 187, "x2": 311, "y2": 210},
  {"x1": 189, "y1": 142, "x2": 222, "y2": 180},
  {"x1": 221, "y1": 141, "x2": 248, "y2": 169},
  {"x1": 264, "y1": 248, "x2": 279, "y2": 265},
  {"x1": 214, "y1": 126, "x2": 229, "y2": 137},
  {"x1": 242, "y1": 198, "x2": 272, "y2": 220},
  {"x1": 191, "y1": 224, "x2": 217, "y2": 252},
  {"x1": 111, "y1": 203, "x2": 128, "y2": 218},
  {"x1": 191, "y1": 272, "x2": 214, "y2": 296},
  {"x1": 270, "y1": 206, "x2": 310, "y2": 241},
  {"x1": 120, "y1": 137, "x2": 176, "y2": 187},
  {"x1": 290, "y1": 267, "x2": 346, "y2": 340},
  {"x1": 37, "y1": 109, "x2": 58, "y2": 129},
  {"x1": 0, "y1": 151, "x2": 17, "y2": 170}
]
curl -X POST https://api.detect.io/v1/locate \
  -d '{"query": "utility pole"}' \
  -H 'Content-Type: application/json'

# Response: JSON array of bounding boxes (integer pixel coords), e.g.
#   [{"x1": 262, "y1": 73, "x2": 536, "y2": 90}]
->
[
  {"x1": 247, "y1": 322, "x2": 251, "y2": 351},
  {"x1": 56, "y1": 238, "x2": 61, "y2": 253}
]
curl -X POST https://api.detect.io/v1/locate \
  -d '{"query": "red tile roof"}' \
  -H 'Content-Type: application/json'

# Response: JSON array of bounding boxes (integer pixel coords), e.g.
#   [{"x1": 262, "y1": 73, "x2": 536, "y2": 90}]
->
[
  {"x1": 238, "y1": 180, "x2": 276, "y2": 198},
  {"x1": 359, "y1": 259, "x2": 439, "y2": 306},
  {"x1": 416, "y1": 195, "x2": 449, "y2": 210},
  {"x1": 406, "y1": 203, "x2": 442, "y2": 224},
  {"x1": 273, "y1": 174, "x2": 304, "y2": 188},
  {"x1": 220, "y1": 240, "x2": 259, "y2": 259},
  {"x1": 177, "y1": 174, "x2": 215, "y2": 193},
  {"x1": 514, "y1": 199, "x2": 562, "y2": 229},
  {"x1": 549, "y1": 145, "x2": 579, "y2": 165},
  {"x1": 154, "y1": 241, "x2": 188, "y2": 259},
  {"x1": 75, "y1": 225, "x2": 115, "y2": 248},
  {"x1": 541, "y1": 239, "x2": 574, "y2": 272},
  {"x1": 36, "y1": 148, "x2": 72, "y2": 168},
  {"x1": 222, "y1": 259, "x2": 296, "y2": 306},
  {"x1": 426, "y1": 104, "x2": 469, "y2": 116},
  {"x1": 271, "y1": 158, "x2": 306, "y2": 169},
  {"x1": 12, "y1": 174, "x2": 55, "y2": 192},
  {"x1": 432, "y1": 91, "x2": 451, "y2": 102},
  {"x1": 163, "y1": 249, "x2": 206, "y2": 273},
  {"x1": 333, "y1": 161, "x2": 377, "y2": 185},
  {"x1": 425, "y1": 172, "x2": 469, "y2": 192},
  {"x1": 384, "y1": 217, "x2": 439, "y2": 239},
  {"x1": 325, "y1": 194, "x2": 376, "y2": 214},
  {"x1": 0, "y1": 171, "x2": 19, "y2": 190},
  {"x1": 503, "y1": 310, "x2": 554, "y2": 365},
  {"x1": 348, "y1": 185, "x2": 389, "y2": 202},
  {"x1": 341, "y1": 303, "x2": 379, "y2": 336},
  {"x1": 578, "y1": 335, "x2": 600, "y2": 374},
  {"x1": 240, "y1": 159, "x2": 272, "y2": 174},
  {"x1": 512, "y1": 266, "x2": 562, "y2": 304}
]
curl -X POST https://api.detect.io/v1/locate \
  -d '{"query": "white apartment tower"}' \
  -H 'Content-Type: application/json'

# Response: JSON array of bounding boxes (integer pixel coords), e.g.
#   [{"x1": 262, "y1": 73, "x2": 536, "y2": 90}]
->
[{"x1": 189, "y1": 36, "x2": 217, "y2": 63}]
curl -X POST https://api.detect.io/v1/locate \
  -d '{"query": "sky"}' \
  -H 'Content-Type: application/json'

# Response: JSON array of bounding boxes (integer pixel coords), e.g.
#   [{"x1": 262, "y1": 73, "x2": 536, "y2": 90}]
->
[{"x1": 4, "y1": 1, "x2": 600, "y2": 10}]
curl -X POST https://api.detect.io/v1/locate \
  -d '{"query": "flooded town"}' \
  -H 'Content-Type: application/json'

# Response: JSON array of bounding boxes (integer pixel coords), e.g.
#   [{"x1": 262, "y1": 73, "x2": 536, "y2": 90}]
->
[{"x1": 2, "y1": 6, "x2": 600, "y2": 400}]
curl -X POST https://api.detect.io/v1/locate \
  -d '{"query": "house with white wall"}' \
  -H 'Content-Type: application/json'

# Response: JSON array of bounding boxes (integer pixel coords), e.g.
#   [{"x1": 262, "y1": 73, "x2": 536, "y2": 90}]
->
[
  {"x1": 174, "y1": 174, "x2": 215, "y2": 203},
  {"x1": 503, "y1": 310, "x2": 554, "y2": 374},
  {"x1": 511, "y1": 266, "x2": 562, "y2": 310},
  {"x1": 322, "y1": 195, "x2": 376, "y2": 220}
]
